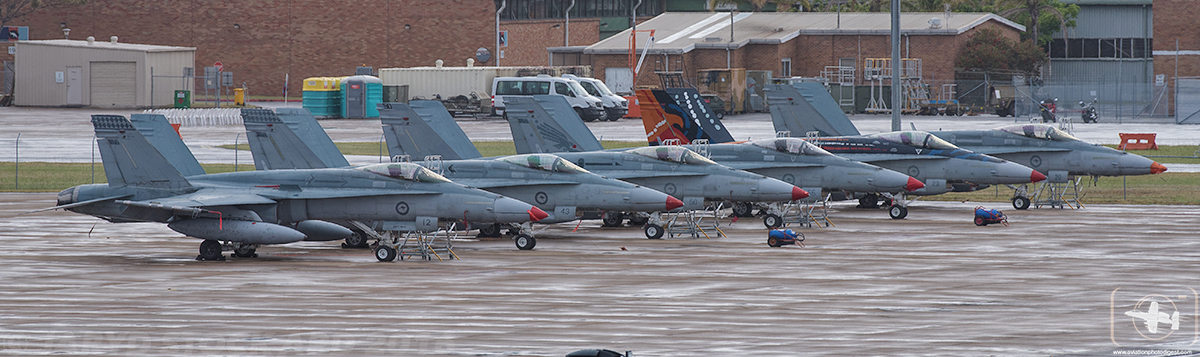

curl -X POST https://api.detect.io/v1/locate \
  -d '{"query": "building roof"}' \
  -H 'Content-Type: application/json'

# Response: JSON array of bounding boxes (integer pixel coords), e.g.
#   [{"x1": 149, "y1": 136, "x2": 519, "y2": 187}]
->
[
  {"x1": 17, "y1": 39, "x2": 195, "y2": 53},
  {"x1": 584, "y1": 12, "x2": 1025, "y2": 55}
]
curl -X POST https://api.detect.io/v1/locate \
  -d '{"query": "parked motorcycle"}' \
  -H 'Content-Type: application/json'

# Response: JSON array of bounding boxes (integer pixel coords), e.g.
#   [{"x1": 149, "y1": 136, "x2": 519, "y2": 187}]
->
[
  {"x1": 1080, "y1": 99, "x2": 1098, "y2": 123},
  {"x1": 1039, "y1": 98, "x2": 1058, "y2": 123}
]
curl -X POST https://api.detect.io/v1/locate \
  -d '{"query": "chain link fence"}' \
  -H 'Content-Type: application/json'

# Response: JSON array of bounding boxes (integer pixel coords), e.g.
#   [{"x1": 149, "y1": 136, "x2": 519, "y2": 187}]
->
[{"x1": 1175, "y1": 77, "x2": 1200, "y2": 124}]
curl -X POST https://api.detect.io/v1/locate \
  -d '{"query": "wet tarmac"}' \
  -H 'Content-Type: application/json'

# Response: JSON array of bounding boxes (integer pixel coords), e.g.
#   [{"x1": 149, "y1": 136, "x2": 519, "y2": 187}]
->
[{"x1": 3, "y1": 193, "x2": 1199, "y2": 356}]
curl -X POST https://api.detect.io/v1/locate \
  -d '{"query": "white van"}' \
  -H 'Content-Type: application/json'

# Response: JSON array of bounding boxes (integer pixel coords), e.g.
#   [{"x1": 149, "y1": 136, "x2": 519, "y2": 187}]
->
[
  {"x1": 491, "y1": 75, "x2": 607, "y2": 121},
  {"x1": 562, "y1": 74, "x2": 628, "y2": 121}
]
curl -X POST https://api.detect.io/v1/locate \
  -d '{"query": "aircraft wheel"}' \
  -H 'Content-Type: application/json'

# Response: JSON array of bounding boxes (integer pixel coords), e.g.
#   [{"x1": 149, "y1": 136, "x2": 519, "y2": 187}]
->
[
  {"x1": 643, "y1": 224, "x2": 664, "y2": 239},
  {"x1": 515, "y1": 234, "x2": 536, "y2": 250},
  {"x1": 601, "y1": 212, "x2": 625, "y2": 227},
  {"x1": 197, "y1": 239, "x2": 224, "y2": 261},
  {"x1": 627, "y1": 214, "x2": 649, "y2": 226},
  {"x1": 342, "y1": 231, "x2": 368, "y2": 248},
  {"x1": 767, "y1": 236, "x2": 780, "y2": 247},
  {"x1": 1012, "y1": 196, "x2": 1031, "y2": 210},
  {"x1": 233, "y1": 244, "x2": 257, "y2": 258},
  {"x1": 888, "y1": 205, "x2": 908, "y2": 220},
  {"x1": 732, "y1": 202, "x2": 754, "y2": 217},
  {"x1": 374, "y1": 246, "x2": 397, "y2": 262},
  {"x1": 858, "y1": 194, "x2": 879, "y2": 208},
  {"x1": 763, "y1": 214, "x2": 783, "y2": 229},
  {"x1": 477, "y1": 223, "x2": 502, "y2": 238},
  {"x1": 974, "y1": 217, "x2": 987, "y2": 226}
]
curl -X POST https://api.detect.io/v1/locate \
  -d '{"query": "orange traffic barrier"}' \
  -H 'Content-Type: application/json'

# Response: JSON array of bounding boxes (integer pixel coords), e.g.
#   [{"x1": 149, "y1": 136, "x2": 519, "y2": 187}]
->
[
  {"x1": 1118, "y1": 133, "x2": 1158, "y2": 150},
  {"x1": 170, "y1": 123, "x2": 182, "y2": 138},
  {"x1": 623, "y1": 95, "x2": 640, "y2": 118}
]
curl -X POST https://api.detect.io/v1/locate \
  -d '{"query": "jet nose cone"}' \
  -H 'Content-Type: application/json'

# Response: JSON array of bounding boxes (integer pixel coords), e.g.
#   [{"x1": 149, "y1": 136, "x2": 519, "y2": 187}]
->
[
  {"x1": 528, "y1": 206, "x2": 549, "y2": 222},
  {"x1": 1031, "y1": 170, "x2": 1047, "y2": 183},
  {"x1": 905, "y1": 177, "x2": 925, "y2": 192},
  {"x1": 666, "y1": 196, "x2": 684, "y2": 210},
  {"x1": 1152, "y1": 162, "x2": 1167, "y2": 174},
  {"x1": 792, "y1": 187, "x2": 809, "y2": 201},
  {"x1": 493, "y1": 197, "x2": 539, "y2": 223}
]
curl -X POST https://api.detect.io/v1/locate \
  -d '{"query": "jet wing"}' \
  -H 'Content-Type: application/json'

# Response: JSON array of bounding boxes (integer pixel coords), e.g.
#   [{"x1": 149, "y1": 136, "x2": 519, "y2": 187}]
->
[
  {"x1": 595, "y1": 171, "x2": 709, "y2": 180},
  {"x1": 20, "y1": 194, "x2": 134, "y2": 215},
  {"x1": 838, "y1": 154, "x2": 947, "y2": 163},
  {"x1": 254, "y1": 188, "x2": 445, "y2": 200},
  {"x1": 966, "y1": 146, "x2": 1072, "y2": 155},
  {"x1": 132, "y1": 190, "x2": 279, "y2": 208},
  {"x1": 720, "y1": 161, "x2": 826, "y2": 170},
  {"x1": 449, "y1": 178, "x2": 582, "y2": 189}
]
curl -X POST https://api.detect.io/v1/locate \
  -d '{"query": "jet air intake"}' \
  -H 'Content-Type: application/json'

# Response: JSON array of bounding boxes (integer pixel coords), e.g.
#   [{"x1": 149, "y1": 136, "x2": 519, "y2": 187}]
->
[{"x1": 168, "y1": 219, "x2": 307, "y2": 244}]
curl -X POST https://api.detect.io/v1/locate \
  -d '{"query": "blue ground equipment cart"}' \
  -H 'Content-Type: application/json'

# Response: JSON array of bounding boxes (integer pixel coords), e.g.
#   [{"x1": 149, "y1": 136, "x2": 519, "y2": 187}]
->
[
  {"x1": 767, "y1": 229, "x2": 805, "y2": 247},
  {"x1": 974, "y1": 206, "x2": 1008, "y2": 226}
]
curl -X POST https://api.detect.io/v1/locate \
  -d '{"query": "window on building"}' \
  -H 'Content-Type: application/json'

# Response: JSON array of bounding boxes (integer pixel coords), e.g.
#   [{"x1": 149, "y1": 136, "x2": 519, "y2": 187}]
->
[
  {"x1": 498, "y1": 0, "x2": 665, "y2": 20},
  {"x1": 781, "y1": 58, "x2": 792, "y2": 77},
  {"x1": 1048, "y1": 38, "x2": 1153, "y2": 59}
]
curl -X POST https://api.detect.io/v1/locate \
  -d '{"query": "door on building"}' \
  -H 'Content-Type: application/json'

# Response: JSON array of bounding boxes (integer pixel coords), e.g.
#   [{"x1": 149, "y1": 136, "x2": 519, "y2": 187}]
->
[
  {"x1": 345, "y1": 79, "x2": 365, "y2": 118},
  {"x1": 66, "y1": 66, "x2": 82, "y2": 105},
  {"x1": 89, "y1": 62, "x2": 136, "y2": 107},
  {"x1": 605, "y1": 67, "x2": 633, "y2": 95}
]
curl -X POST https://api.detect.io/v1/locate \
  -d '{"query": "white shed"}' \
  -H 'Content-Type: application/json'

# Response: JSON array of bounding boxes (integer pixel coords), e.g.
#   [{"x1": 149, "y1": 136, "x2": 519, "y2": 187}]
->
[{"x1": 14, "y1": 38, "x2": 195, "y2": 108}]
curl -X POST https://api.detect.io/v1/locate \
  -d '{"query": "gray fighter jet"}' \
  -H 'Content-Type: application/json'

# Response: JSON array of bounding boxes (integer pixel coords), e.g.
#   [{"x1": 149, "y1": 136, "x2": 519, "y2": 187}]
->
[
  {"x1": 764, "y1": 84, "x2": 1166, "y2": 209},
  {"x1": 614, "y1": 90, "x2": 928, "y2": 222},
  {"x1": 378, "y1": 97, "x2": 805, "y2": 238},
  {"x1": 239, "y1": 107, "x2": 684, "y2": 249},
  {"x1": 657, "y1": 86, "x2": 1046, "y2": 219},
  {"x1": 930, "y1": 124, "x2": 1166, "y2": 209},
  {"x1": 39, "y1": 115, "x2": 546, "y2": 261},
  {"x1": 502, "y1": 96, "x2": 808, "y2": 235}
]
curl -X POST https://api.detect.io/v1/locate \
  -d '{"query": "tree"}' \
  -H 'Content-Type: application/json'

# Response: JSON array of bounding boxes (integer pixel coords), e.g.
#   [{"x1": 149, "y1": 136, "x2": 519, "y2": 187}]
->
[
  {"x1": 994, "y1": 0, "x2": 1077, "y2": 46},
  {"x1": 956, "y1": 27, "x2": 1046, "y2": 75},
  {"x1": 1, "y1": 0, "x2": 86, "y2": 28}
]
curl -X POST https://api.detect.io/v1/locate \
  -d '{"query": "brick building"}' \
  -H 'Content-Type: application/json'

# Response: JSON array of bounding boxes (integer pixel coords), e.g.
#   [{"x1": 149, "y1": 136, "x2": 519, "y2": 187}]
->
[
  {"x1": 1, "y1": 0, "x2": 497, "y2": 101},
  {"x1": 551, "y1": 12, "x2": 1024, "y2": 95}
]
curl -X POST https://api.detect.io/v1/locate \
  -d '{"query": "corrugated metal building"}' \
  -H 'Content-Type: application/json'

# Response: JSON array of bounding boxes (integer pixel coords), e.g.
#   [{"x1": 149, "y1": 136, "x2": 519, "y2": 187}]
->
[
  {"x1": 14, "y1": 38, "x2": 195, "y2": 108},
  {"x1": 1045, "y1": 0, "x2": 1155, "y2": 117}
]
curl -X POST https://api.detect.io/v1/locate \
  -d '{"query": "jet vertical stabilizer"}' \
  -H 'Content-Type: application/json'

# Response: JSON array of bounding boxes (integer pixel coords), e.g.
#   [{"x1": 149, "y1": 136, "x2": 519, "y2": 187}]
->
[
  {"x1": 274, "y1": 108, "x2": 350, "y2": 168},
  {"x1": 240, "y1": 108, "x2": 330, "y2": 170},
  {"x1": 128, "y1": 114, "x2": 206, "y2": 177},
  {"x1": 766, "y1": 83, "x2": 860, "y2": 137},
  {"x1": 636, "y1": 88, "x2": 735, "y2": 145},
  {"x1": 504, "y1": 96, "x2": 604, "y2": 154},
  {"x1": 91, "y1": 115, "x2": 193, "y2": 190},
  {"x1": 379, "y1": 101, "x2": 482, "y2": 160}
]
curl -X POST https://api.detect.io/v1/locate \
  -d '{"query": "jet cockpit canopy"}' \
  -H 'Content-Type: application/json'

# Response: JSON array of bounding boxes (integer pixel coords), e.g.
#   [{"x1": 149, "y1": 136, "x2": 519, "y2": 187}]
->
[
  {"x1": 997, "y1": 124, "x2": 1080, "y2": 142},
  {"x1": 628, "y1": 146, "x2": 719, "y2": 165},
  {"x1": 749, "y1": 138, "x2": 833, "y2": 156},
  {"x1": 356, "y1": 163, "x2": 452, "y2": 183},
  {"x1": 869, "y1": 131, "x2": 959, "y2": 150},
  {"x1": 500, "y1": 154, "x2": 590, "y2": 173}
]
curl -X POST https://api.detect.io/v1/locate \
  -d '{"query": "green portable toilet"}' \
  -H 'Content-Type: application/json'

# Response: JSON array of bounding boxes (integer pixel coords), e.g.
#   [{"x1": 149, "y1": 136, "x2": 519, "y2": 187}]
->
[
  {"x1": 302, "y1": 77, "x2": 344, "y2": 118},
  {"x1": 340, "y1": 75, "x2": 383, "y2": 119}
]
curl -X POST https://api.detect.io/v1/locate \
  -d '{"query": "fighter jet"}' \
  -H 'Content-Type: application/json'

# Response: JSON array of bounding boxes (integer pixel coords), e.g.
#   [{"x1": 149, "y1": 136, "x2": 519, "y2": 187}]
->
[
  {"x1": 632, "y1": 89, "x2": 925, "y2": 221},
  {"x1": 1125, "y1": 301, "x2": 1180, "y2": 334},
  {"x1": 502, "y1": 96, "x2": 808, "y2": 235},
  {"x1": 763, "y1": 84, "x2": 1166, "y2": 209},
  {"x1": 929, "y1": 124, "x2": 1166, "y2": 209},
  {"x1": 381, "y1": 96, "x2": 806, "y2": 238},
  {"x1": 239, "y1": 106, "x2": 684, "y2": 249},
  {"x1": 655, "y1": 86, "x2": 1046, "y2": 219},
  {"x1": 38, "y1": 115, "x2": 546, "y2": 261}
]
